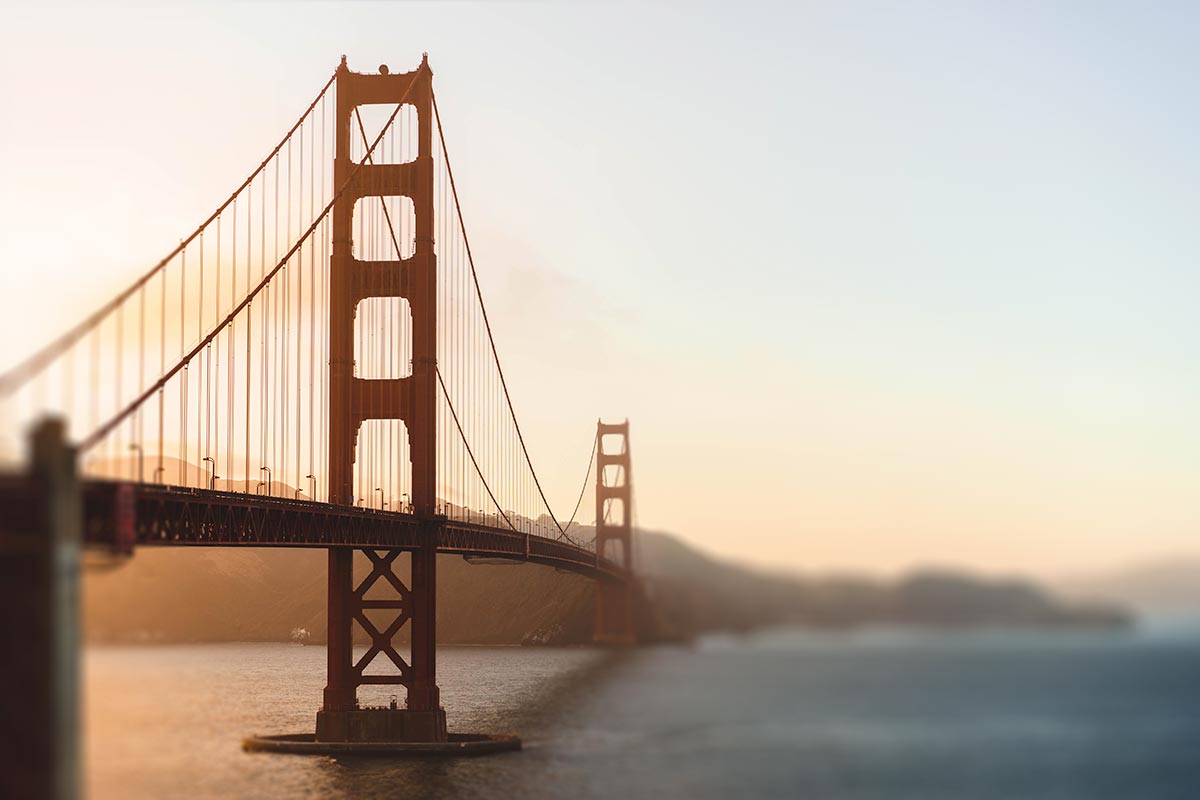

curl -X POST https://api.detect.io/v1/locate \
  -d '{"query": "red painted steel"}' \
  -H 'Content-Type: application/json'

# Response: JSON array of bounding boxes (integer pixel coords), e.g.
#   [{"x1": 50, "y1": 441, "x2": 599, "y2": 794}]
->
[
  {"x1": 1, "y1": 53, "x2": 645, "y2": 758},
  {"x1": 594, "y1": 420, "x2": 636, "y2": 644},
  {"x1": 77, "y1": 482, "x2": 627, "y2": 579},
  {"x1": 325, "y1": 55, "x2": 439, "y2": 720},
  {"x1": 78, "y1": 479, "x2": 624, "y2": 578}
]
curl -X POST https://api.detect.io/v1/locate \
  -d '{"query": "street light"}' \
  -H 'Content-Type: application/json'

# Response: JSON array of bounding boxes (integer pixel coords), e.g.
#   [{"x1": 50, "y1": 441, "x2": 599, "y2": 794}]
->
[
  {"x1": 202, "y1": 456, "x2": 216, "y2": 490},
  {"x1": 375, "y1": 487, "x2": 384, "y2": 509},
  {"x1": 259, "y1": 466, "x2": 271, "y2": 496},
  {"x1": 305, "y1": 474, "x2": 316, "y2": 500},
  {"x1": 129, "y1": 443, "x2": 144, "y2": 484}
]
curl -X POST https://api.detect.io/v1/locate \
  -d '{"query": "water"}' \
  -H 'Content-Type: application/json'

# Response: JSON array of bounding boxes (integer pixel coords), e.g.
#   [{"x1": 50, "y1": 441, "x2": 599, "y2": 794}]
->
[{"x1": 84, "y1": 626, "x2": 1200, "y2": 799}]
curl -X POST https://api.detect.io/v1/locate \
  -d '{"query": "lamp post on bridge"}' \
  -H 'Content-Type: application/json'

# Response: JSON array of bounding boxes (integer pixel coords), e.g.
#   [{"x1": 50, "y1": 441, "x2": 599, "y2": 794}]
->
[
  {"x1": 128, "y1": 443, "x2": 143, "y2": 484},
  {"x1": 202, "y1": 456, "x2": 216, "y2": 490}
]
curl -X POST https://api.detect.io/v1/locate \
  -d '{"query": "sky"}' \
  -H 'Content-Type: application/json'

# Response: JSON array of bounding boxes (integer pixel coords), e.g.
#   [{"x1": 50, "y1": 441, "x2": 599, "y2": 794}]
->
[{"x1": 2, "y1": 1, "x2": 1198, "y2": 579}]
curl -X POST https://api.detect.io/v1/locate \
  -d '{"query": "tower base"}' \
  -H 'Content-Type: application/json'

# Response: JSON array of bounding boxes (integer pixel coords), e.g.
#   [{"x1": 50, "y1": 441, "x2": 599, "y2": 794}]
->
[
  {"x1": 315, "y1": 707, "x2": 447, "y2": 743},
  {"x1": 244, "y1": 732, "x2": 520, "y2": 757}
]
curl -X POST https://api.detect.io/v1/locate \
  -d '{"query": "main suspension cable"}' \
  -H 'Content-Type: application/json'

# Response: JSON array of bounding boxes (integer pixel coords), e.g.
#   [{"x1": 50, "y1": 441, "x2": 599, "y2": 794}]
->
[
  {"x1": 363, "y1": 100, "x2": 595, "y2": 545},
  {"x1": 0, "y1": 67, "x2": 340, "y2": 398},
  {"x1": 431, "y1": 88, "x2": 571, "y2": 536},
  {"x1": 434, "y1": 366, "x2": 517, "y2": 532},
  {"x1": 82, "y1": 67, "x2": 422, "y2": 452},
  {"x1": 560, "y1": 433, "x2": 597, "y2": 543}
]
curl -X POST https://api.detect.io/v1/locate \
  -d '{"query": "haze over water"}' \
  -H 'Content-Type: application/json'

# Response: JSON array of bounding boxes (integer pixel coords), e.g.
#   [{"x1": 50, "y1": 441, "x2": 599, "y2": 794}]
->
[{"x1": 86, "y1": 627, "x2": 1200, "y2": 799}]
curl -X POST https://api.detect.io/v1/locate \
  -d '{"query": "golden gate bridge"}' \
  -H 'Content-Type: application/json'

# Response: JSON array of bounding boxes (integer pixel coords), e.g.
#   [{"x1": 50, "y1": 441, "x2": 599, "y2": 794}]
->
[{"x1": 0, "y1": 55, "x2": 638, "y2": 767}]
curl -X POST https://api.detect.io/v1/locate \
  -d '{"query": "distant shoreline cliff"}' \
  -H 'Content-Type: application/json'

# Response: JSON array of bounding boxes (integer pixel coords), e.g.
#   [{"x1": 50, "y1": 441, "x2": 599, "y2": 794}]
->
[{"x1": 82, "y1": 528, "x2": 1131, "y2": 646}]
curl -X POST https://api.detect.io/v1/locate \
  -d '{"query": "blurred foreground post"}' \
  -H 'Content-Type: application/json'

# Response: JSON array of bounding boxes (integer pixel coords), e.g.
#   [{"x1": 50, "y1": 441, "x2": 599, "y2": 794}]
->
[{"x1": 0, "y1": 418, "x2": 81, "y2": 800}]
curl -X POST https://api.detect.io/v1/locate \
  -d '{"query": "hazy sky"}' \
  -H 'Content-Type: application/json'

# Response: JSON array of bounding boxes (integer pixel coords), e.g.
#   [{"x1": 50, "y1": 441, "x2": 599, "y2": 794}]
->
[{"x1": 2, "y1": 2, "x2": 1197, "y2": 578}]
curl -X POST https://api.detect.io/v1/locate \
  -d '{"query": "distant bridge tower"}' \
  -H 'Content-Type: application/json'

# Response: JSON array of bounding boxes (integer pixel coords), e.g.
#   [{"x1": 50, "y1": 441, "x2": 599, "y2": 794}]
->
[
  {"x1": 594, "y1": 419, "x2": 635, "y2": 644},
  {"x1": 320, "y1": 55, "x2": 445, "y2": 742}
]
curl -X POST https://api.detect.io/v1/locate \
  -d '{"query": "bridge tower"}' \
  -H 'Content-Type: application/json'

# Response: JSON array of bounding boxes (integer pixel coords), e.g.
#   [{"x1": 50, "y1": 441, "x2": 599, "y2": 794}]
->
[
  {"x1": 319, "y1": 55, "x2": 445, "y2": 742},
  {"x1": 594, "y1": 420, "x2": 635, "y2": 644}
]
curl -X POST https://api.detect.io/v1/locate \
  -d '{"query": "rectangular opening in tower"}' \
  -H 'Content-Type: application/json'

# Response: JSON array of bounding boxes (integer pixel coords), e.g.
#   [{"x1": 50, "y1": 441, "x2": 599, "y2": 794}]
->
[
  {"x1": 600, "y1": 537, "x2": 627, "y2": 565},
  {"x1": 353, "y1": 419, "x2": 412, "y2": 512},
  {"x1": 350, "y1": 104, "x2": 418, "y2": 165},
  {"x1": 353, "y1": 196, "x2": 416, "y2": 261},
  {"x1": 601, "y1": 464, "x2": 625, "y2": 488},
  {"x1": 600, "y1": 433, "x2": 625, "y2": 456},
  {"x1": 354, "y1": 298, "x2": 412, "y2": 379},
  {"x1": 601, "y1": 496, "x2": 626, "y2": 527}
]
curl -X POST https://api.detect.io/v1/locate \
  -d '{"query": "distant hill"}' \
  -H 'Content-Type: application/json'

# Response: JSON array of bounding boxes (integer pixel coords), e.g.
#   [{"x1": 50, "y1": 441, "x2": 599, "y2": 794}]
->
[
  {"x1": 635, "y1": 530, "x2": 1129, "y2": 633},
  {"x1": 83, "y1": 548, "x2": 596, "y2": 646},
  {"x1": 82, "y1": 527, "x2": 1130, "y2": 645},
  {"x1": 1057, "y1": 557, "x2": 1200, "y2": 615}
]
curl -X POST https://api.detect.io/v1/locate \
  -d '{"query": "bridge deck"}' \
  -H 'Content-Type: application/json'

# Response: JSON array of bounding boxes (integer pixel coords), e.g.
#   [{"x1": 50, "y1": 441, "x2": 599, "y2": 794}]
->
[{"x1": 0, "y1": 477, "x2": 623, "y2": 582}]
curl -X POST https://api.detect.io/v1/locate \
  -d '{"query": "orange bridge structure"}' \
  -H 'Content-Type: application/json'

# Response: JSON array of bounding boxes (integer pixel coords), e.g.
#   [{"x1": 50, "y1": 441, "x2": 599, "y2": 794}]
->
[{"x1": 0, "y1": 56, "x2": 641, "y2": 786}]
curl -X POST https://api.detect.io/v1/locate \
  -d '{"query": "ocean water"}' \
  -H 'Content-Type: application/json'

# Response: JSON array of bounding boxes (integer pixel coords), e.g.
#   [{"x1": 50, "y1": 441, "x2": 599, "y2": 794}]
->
[{"x1": 84, "y1": 625, "x2": 1200, "y2": 799}]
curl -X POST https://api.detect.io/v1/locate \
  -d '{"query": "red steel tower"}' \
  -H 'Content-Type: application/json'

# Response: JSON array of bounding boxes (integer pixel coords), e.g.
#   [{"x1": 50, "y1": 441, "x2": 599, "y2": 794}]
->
[
  {"x1": 594, "y1": 419, "x2": 635, "y2": 644},
  {"x1": 319, "y1": 55, "x2": 444, "y2": 742}
]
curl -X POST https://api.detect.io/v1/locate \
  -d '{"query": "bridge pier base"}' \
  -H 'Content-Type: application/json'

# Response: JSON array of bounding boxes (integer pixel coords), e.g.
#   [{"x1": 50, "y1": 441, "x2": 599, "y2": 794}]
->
[
  {"x1": 595, "y1": 580, "x2": 636, "y2": 647},
  {"x1": 315, "y1": 707, "x2": 447, "y2": 744},
  {"x1": 316, "y1": 544, "x2": 448, "y2": 744},
  {"x1": 249, "y1": 538, "x2": 520, "y2": 756}
]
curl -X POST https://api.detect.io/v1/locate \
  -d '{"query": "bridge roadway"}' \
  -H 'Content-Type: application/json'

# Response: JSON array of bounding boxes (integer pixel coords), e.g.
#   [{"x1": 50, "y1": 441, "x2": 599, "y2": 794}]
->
[{"x1": 0, "y1": 477, "x2": 624, "y2": 581}]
